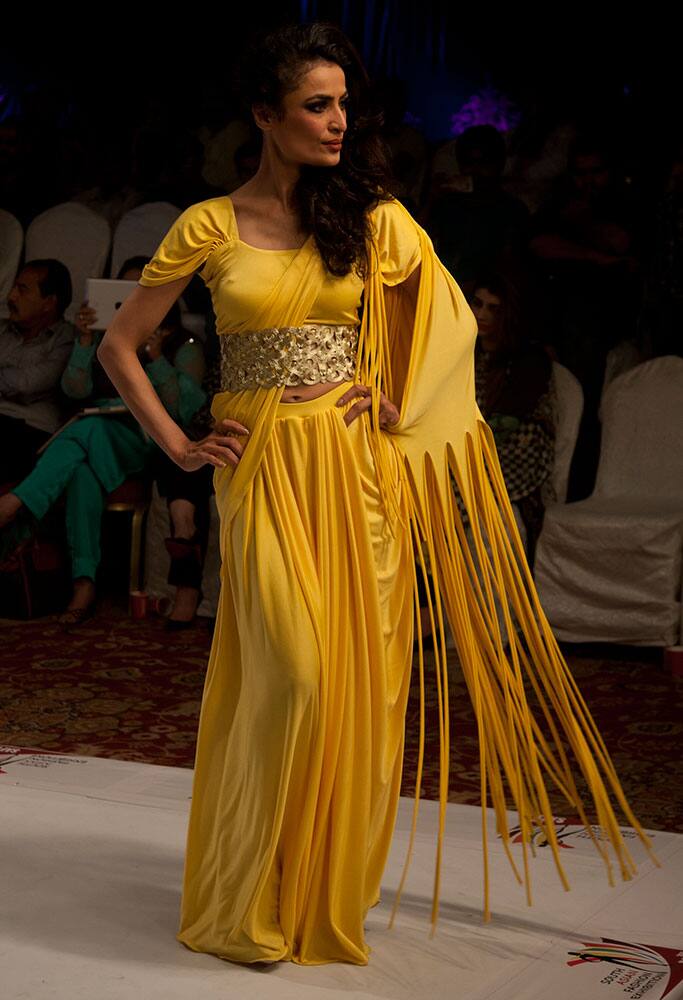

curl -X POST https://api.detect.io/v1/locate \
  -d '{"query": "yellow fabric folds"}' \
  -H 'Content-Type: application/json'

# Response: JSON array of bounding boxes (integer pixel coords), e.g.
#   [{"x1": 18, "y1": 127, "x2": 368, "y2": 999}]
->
[
  {"x1": 355, "y1": 197, "x2": 661, "y2": 932},
  {"x1": 139, "y1": 193, "x2": 661, "y2": 962},
  {"x1": 178, "y1": 381, "x2": 414, "y2": 965},
  {"x1": 141, "y1": 200, "x2": 421, "y2": 964},
  {"x1": 140, "y1": 195, "x2": 365, "y2": 329}
]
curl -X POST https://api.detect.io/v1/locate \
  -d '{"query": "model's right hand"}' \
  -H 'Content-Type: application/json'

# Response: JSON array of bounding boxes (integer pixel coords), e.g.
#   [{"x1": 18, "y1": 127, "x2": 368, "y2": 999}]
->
[{"x1": 175, "y1": 419, "x2": 251, "y2": 472}]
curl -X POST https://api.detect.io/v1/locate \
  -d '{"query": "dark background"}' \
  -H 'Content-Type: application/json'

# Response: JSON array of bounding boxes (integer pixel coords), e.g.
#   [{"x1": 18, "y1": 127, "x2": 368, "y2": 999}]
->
[{"x1": 1, "y1": 3, "x2": 680, "y2": 505}]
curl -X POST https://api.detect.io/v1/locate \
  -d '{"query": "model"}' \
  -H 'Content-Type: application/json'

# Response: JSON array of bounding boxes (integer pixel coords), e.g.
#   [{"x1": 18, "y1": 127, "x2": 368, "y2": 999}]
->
[{"x1": 97, "y1": 21, "x2": 659, "y2": 967}]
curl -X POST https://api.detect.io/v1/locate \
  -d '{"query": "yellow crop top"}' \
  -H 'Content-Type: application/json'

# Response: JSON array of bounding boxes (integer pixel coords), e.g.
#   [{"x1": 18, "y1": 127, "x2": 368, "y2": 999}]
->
[{"x1": 138, "y1": 195, "x2": 421, "y2": 334}]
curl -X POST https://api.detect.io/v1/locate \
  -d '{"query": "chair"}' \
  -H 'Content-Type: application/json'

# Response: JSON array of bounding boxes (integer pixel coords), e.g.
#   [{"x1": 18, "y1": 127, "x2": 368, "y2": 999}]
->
[
  {"x1": 548, "y1": 360, "x2": 583, "y2": 504},
  {"x1": 25, "y1": 202, "x2": 111, "y2": 323},
  {"x1": 534, "y1": 356, "x2": 683, "y2": 646},
  {"x1": 105, "y1": 478, "x2": 153, "y2": 607},
  {"x1": 111, "y1": 201, "x2": 206, "y2": 340},
  {"x1": 449, "y1": 361, "x2": 579, "y2": 649},
  {"x1": 143, "y1": 481, "x2": 221, "y2": 617},
  {"x1": 110, "y1": 201, "x2": 181, "y2": 278},
  {"x1": 2, "y1": 476, "x2": 152, "y2": 613},
  {"x1": 0, "y1": 209, "x2": 23, "y2": 319},
  {"x1": 600, "y1": 337, "x2": 644, "y2": 401}
]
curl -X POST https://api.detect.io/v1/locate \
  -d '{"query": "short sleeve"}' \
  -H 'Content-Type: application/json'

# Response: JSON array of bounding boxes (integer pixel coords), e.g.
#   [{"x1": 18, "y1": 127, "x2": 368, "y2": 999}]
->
[
  {"x1": 138, "y1": 198, "x2": 230, "y2": 287},
  {"x1": 371, "y1": 198, "x2": 422, "y2": 286}
]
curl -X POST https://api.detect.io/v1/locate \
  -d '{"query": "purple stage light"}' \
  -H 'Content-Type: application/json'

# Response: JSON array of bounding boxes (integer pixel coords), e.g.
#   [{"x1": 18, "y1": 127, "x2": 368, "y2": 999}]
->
[{"x1": 449, "y1": 85, "x2": 522, "y2": 136}]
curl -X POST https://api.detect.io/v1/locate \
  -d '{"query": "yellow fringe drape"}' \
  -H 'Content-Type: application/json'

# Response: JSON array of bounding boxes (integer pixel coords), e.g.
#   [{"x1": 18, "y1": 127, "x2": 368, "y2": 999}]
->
[{"x1": 355, "y1": 198, "x2": 662, "y2": 936}]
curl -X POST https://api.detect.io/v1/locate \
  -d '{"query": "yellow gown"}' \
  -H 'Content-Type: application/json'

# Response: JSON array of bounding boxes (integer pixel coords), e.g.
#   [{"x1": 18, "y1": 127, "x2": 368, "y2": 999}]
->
[{"x1": 139, "y1": 194, "x2": 659, "y2": 966}]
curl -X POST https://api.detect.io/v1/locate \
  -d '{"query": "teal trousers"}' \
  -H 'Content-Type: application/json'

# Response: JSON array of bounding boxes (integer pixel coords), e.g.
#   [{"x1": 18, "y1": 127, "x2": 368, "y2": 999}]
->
[{"x1": 14, "y1": 415, "x2": 150, "y2": 581}]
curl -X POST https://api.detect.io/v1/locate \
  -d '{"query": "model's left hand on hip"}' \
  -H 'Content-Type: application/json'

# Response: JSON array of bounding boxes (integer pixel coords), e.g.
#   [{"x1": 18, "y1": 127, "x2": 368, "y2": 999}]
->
[{"x1": 336, "y1": 384, "x2": 399, "y2": 429}]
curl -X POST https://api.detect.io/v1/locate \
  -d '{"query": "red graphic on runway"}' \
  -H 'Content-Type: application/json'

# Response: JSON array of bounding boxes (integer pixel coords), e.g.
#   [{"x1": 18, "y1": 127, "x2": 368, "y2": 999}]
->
[
  {"x1": 0, "y1": 745, "x2": 57, "y2": 773},
  {"x1": 506, "y1": 814, "x2": 649, "y2": 850},
  {"x1": 567, "y1": 936, "x2": 683, "y2": 998}
]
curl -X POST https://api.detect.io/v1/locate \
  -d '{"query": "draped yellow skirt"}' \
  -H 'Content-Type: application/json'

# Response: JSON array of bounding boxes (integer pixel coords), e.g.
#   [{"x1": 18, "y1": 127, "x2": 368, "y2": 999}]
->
[{"x1": 176, "y1": 379, "x2": 415, "y2": 966}]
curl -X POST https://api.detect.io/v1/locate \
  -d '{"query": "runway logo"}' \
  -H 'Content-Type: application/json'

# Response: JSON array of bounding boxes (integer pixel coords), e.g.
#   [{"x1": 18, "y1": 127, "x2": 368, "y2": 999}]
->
[
  {"x1": 566, "y1": 936, "x2": 683, "y2": 998},
  {"x1": 0, "y1": 745, "x2": 51, "y2": 772},
  {"x1": 506, "y1": 814, "x2": 647, "y2": 850},
  {"x1": 0, "y1": 745, "x2": 88, "y2": 774}
]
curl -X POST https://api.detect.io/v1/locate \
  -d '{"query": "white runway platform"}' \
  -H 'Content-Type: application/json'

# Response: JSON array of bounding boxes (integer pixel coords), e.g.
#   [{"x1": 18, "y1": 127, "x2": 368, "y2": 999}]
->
[{"x1": 2, "y1": 745, "x2": 682, "y2": 1000}]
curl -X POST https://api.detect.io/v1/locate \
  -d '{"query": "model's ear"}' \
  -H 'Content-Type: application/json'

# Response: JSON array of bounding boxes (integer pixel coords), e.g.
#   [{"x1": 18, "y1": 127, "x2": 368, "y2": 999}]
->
[{"x1": 252, "y1": 102, "x2": 277, "y2": 132}]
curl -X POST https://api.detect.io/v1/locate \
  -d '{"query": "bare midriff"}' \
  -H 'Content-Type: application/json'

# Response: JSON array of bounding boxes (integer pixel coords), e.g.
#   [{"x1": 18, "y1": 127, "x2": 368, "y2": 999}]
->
[{"x1": 280, "y1": 381, "x2": 348, "y2": 403}]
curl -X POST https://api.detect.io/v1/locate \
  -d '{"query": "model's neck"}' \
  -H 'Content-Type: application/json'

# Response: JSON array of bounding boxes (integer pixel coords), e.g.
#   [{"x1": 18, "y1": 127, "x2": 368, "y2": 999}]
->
[{"x1": 240, "y1": 146, "x2": 301, "y2": 212}]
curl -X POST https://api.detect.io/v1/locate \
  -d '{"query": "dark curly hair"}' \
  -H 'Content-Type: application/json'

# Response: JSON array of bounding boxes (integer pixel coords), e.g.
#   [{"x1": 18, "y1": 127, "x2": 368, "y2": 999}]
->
[
  {"x1": 236, "y1": 20, "x2": 396, "y2": 279},
  {"x1": 469, "y1": 268, "x2": 549, "y2": 363}
]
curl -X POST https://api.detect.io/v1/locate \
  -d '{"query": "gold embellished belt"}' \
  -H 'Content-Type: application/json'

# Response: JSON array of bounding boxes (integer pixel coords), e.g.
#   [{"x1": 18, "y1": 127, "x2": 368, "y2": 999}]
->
[{"x1": 219, "y1": 323, "x2": 359, "y2": 392}]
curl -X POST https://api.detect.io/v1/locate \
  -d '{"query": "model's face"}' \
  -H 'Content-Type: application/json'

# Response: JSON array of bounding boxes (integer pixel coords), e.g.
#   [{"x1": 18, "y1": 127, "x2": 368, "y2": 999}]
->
[
  {"x1": 256, "y1": 60, "x2": 348, "y2": 166},
  {"x1": 7, "y1": 267, "x2": 57, "y2": 328},
  {"x1": 471, "y1": 287, "x2": 503, "y2": 343}
]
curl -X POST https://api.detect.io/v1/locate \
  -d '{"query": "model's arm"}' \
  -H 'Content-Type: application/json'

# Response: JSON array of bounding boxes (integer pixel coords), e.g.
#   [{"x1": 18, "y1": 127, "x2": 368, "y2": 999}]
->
[
  {"x1": 400, "y1": 261, "x2": 421, "y2": 311},
  {"x1": 97, "y1": 279, "x2": 249, "y2": 471},
  {"x1": 144, "y1": 339, "x2": 207, "y2": 425},
  {"x1": 340, "y1": 260, "x2": 422, "y2": 428},
  {"x1": 382, "y1": 259, "x2": 421, "y2": 322}
]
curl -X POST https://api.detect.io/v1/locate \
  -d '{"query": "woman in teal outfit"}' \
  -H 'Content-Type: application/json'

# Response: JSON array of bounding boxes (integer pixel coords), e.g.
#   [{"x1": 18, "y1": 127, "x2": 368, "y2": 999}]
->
[{"x1": 0, "y1": 257, "x2": 206, "y2": 626}]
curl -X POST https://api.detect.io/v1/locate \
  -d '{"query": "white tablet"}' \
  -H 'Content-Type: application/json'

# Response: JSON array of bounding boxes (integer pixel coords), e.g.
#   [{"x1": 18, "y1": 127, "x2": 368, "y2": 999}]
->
[{"x1": 85, "y1": 278, "x2": 139, "y2": 330}]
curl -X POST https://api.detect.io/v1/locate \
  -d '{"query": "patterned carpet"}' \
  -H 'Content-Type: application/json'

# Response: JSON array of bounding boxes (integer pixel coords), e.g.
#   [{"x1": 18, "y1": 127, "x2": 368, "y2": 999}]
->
[{"x1": 1, "y1": 598, "x2": 681, "y2": 832}]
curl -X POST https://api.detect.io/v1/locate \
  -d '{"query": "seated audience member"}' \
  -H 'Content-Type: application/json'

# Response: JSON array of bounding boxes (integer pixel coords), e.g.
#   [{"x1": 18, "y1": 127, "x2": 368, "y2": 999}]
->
[
  {"x1": 372, "y1": 75, "x2": 427, "y2": 215},
  {"x1": 149, "y1": 350, "x2": 220, "y2": 630},
  {"x1": 641, "y1": 136, "x2": 683, "y2": 360},
  {"x1": 0, "y1": 257, "x2": 206, "y2": 628},
  {"x1": 465, "y1": 271, "x2": 557, "y2": 564},
  {"x1": 424, "y1": 126, "x2": 531, "y2": 293},
  {"x1": 416, "y1": 270, "x2": 557, "y2": 645},
  {"x1": 0, "y1": 259, "x2": 76, "y2": 484},
  {"x1": 80, "y1": 256, "x2": 218, "y2": 631},
  {"x1": 528, "y1": 135, "x2": 640, "y2": 498}
]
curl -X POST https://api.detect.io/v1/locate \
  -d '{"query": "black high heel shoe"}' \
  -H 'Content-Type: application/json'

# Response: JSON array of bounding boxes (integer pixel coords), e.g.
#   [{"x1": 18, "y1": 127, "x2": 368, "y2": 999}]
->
[
  {"x1": 164, "y1": 588, "x2": 203, "y2": 632},
  {"x1": 164, "y1": 533, "x2": 204, "y2": 631}
]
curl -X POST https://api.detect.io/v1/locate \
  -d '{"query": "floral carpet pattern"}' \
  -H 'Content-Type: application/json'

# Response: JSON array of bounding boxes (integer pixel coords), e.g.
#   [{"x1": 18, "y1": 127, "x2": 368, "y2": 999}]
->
[{"x1": 1, "y1": 600, "x2": 681, "y2": 832}]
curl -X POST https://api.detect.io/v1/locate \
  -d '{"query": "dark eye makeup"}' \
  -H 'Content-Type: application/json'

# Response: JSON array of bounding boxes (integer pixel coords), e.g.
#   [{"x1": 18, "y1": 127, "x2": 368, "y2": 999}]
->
[{"x1": 307, "y1": 97, "x2": 350, "y2": 112}]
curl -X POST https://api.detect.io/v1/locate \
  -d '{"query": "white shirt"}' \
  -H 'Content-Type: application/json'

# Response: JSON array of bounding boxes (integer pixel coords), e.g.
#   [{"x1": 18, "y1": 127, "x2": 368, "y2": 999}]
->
[{"x1": 0, "y1": 318, "x2": 76, "y2": 432}]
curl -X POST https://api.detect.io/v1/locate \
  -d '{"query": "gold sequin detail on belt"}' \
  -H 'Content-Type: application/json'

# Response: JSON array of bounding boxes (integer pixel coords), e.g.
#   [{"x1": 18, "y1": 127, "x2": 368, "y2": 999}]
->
[{"x1": 219, "y1": 323, "x2": 359, "y2": 392}]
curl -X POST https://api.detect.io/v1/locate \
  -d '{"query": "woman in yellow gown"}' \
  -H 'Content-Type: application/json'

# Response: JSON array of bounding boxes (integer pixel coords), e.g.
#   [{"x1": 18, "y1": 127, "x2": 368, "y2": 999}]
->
[{"x1": 98, "y1": 22, "x2": 659, "y2": 968}]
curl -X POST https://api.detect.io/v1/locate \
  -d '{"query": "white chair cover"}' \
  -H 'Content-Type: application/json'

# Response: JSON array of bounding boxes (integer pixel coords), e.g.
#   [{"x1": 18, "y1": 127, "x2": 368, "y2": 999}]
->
[
  {"x1": 534, "y1": 356, "x2": 683, "y2": 646},
  {"x1": 25, "y1": 202, "x2": 111, "y2": 323},
  {"x1": 0, "y1": 209, "x2": 23, "y2": 319},
  {"x1": 111, "y1": 202, "x2": 206, "y2": 338},
  {"x1": 549, "y1": 360, "x2": 583, "y2": 503},
  {"x1": 448, "y1": 361, "x2": 577, "y2": 649},
  {"x1": 111, "y1": 202, "x2": 181, "y2": 279},
  {"x1": 600, "y1": 337, "x2": 643, "y2": 403}
]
